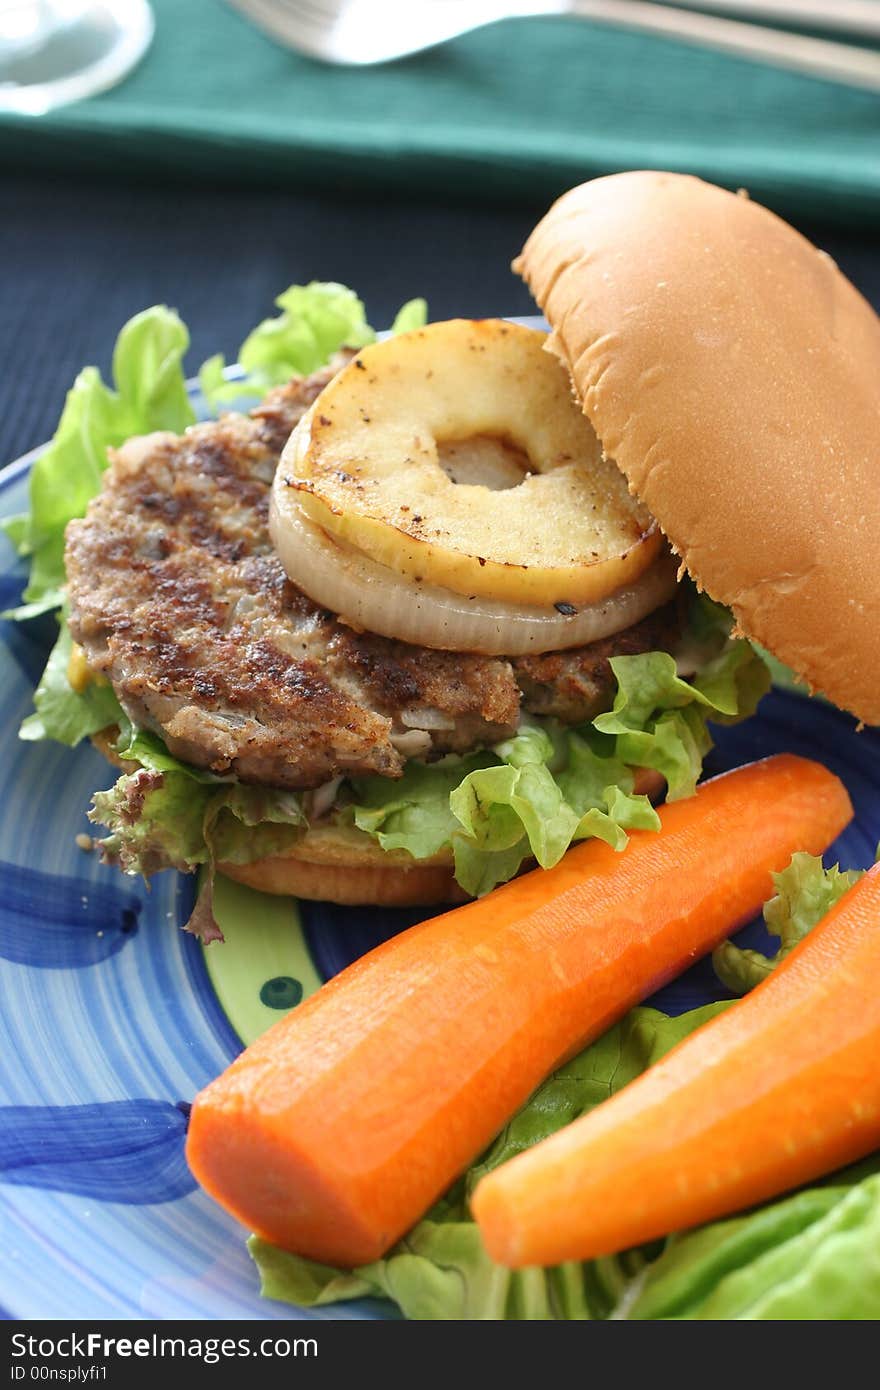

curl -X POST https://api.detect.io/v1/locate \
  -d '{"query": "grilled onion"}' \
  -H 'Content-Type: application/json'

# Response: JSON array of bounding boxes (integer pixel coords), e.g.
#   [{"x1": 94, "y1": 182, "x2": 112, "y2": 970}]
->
[{"x1": 269, "y1": 486, "x2": 678, "y2": 656}]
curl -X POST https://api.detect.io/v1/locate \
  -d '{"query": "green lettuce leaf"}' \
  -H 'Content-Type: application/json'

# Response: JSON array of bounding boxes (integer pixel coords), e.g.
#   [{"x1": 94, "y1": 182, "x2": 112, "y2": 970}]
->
[
  {"x1": 90, "y1": 717, "x2": 305, "y2": 878},
  {"x1": 351, "y1": 621, "x2": 770, "y2": 897},
  {"x1": 249, "y1": 1003, "x2": 729, "y2": 1321},
  {"x1": 390, "y1": 298, "x2": 429, "y2": 335},
  {"x1": 447, "y1": 723, "x2": 662, "y2": 897},
  {"x1": 19, "y1": 614, "x2": 125, "y2": 746},
  {"x1": 593, "y1": 639, "x2": 769, "y2": 800},
  {"x1": 90, "y1": 738, "x2": 306, "y2": 944},
  {"x1": 1, "y1": 514, "x2": 29, "y2": 551},
  {"x1": 113, "y1": 716, "x2": 224, "y2": 783},
  {"x1": 90, "y1": 752, "x2": 306, "y2": 880},
  {"x1": 712, "y1": 852, "x2": 864, "y2": 994},
  {"x1": 193, "y1": 354, "x2": 228, "y2": 408},
  {"x1": 199, "y1": 281, "x2": 374, "y2": 406},
  {"x1": 199, "y1": 282, "x2": 429, "y2": 407},
  {"x1": 241, "y1": 281, "x2": 375, "y2": 385},
  {"x1": 351, "y1": 753, "x2": 494, "y2": 861},
  {"x1": 3, "y1": 307, "x2": 194, "y2": 616},
  {"x1": 624, "y1": 1158, "x2": 880, "y2": 1320},
  {"x1": 92, "y1": 769, "x2": 214, "y2": 878},
  {"x1": 205, "y1": 784, "x2": 309, "y2": 867}
]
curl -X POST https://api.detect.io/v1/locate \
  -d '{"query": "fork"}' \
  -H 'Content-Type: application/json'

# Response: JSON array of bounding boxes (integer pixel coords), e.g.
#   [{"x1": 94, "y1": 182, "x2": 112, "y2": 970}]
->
[{"x1": 226, "y1": 0, "x2": 880, "y2": 90}]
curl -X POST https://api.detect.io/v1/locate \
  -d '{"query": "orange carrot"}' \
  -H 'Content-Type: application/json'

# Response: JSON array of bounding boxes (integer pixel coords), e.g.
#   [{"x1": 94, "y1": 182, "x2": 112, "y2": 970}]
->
[
  {"x1": 186, "y1": 754, "x2": 851, "y2": 1267},
  {"x1": 473, "y1": 861, "x2": 880, "y2": 1269}
]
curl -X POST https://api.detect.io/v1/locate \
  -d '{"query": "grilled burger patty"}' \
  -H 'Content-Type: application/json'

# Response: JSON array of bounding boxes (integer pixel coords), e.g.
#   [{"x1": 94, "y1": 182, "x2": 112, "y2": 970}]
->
[{"x1": 65, "y1": 362, "x2": 677, "y2": 791}]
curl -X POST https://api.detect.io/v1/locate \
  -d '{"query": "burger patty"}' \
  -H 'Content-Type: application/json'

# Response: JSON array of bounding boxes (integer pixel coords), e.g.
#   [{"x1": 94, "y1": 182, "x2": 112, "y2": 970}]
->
[{"x1": 65, "y1": 362, "x2": 678, "y2": 791}]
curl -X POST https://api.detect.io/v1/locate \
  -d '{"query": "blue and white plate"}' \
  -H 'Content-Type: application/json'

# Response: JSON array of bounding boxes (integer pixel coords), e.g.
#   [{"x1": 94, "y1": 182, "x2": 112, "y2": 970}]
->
[{"x1": 1, "y1": 373, "x2": 877, "y2": 1321}]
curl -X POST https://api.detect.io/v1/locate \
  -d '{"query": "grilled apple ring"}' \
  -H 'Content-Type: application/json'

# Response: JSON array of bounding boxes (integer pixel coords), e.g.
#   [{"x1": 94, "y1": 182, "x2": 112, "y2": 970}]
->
[{"x1": 280, "y1": 319, "x2": 660, "y2": 607}]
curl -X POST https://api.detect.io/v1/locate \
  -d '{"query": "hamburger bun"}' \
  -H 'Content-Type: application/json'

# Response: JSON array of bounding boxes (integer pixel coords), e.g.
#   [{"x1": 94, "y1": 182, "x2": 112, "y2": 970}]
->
[
  {"x1": 220, "y1": 823, "x2": 463, "y2": 907},
  {"x1": 516, "y1": 170, "x2": 880, "y2": 725}
]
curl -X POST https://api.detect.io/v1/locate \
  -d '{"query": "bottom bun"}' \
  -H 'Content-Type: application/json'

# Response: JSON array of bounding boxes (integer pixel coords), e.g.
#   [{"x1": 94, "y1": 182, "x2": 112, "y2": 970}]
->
[
  {"x1": 219, "y1": 823, "x2": 465, "y2": 907},
  {"x1": 220, "y1": 768, "x2": 665, "y2": 906}
]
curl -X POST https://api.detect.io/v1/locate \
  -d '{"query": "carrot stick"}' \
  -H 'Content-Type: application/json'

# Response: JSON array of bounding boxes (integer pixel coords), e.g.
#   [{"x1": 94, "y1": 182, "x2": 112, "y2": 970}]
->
[
  {"x1": 473, "y1": 861, "x2": 880, "y2": 1269},
  {"x1": 186, "y1": 754, "x2": 851, "y2": 1267}
]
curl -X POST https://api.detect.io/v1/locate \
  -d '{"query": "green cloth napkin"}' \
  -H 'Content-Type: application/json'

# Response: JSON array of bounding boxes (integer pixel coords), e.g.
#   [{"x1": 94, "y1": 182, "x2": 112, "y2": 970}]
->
[{"x1": 1, "y1": 0, "x2": 878, "y2": 224}]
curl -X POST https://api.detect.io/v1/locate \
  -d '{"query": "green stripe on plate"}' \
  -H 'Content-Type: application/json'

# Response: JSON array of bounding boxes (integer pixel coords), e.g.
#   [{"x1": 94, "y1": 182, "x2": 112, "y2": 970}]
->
[{"x1": 202, "y1": 874, "x2": 323, "y2": 1047}]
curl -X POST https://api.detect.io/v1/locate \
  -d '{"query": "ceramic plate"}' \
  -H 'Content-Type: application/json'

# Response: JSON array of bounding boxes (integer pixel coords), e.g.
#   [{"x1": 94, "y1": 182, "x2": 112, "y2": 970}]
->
[{"x1": 1, "y1": 368, "x2": 877, "y2": 1321}]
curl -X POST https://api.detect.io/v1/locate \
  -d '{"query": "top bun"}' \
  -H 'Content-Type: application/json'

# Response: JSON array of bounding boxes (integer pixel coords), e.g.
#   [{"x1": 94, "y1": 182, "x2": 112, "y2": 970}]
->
[{"x1": 516, "y1": 171, "x2": 880, "y2": 725}]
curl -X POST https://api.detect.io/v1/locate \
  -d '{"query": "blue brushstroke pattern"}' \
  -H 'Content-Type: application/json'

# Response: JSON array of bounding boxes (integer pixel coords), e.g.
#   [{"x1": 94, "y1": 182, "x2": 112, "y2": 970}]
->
[
  {"x1": 0, "y1": 861, "x2": 140, "y2": 967},
  {"x1": 706, "y1": 690, "x2": 880, "y2": 870},
  {"x1": 642, "y1": 690, "x2": 878, "y2": 1016},
  {"x1": 0, "y1": 570, "x2": 26, "y2": 614},
  {"x1": 303, "y1": 900, "x2": 442, "y2": 984},
  {"x1": 0, "y1": 622, "x2": 56, "y2": 692},
  {"x1": 0, "y1": 1101, "x2": 196, "y2": 1203}
]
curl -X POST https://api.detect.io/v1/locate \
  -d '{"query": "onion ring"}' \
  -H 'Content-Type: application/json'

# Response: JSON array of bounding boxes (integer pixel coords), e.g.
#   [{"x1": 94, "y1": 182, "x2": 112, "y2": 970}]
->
[{"x1": 270, "y1": 483, "x2": 678, "y2": 657}]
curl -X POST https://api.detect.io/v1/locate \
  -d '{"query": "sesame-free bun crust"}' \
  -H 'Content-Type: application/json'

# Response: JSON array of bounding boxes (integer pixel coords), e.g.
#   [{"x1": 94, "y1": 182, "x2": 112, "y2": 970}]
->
[
  {"x1": 517, "y1": 171, "x2": 880, "y2": 724},
  {"x1": 219, "y1": 823, "x2": 464, "y2": 907}
]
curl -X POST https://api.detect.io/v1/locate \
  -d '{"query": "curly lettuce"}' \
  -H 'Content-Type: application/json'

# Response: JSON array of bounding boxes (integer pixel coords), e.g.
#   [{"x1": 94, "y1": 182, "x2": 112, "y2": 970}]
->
[
  {"x1": 713, "y1": 852, "x2": 864, "y2": 994},
  {"x1": 351, "y1": 616, "x2": 770, "y2": 897},
  {"x1": 199, "y1": 283, "x2": 427, "y2": 407},
  {"x1": 2, "y1": 307, "x2": 194, "y2": 617},
  {"x1": 91, "y1": 721, "x2": 306, "y2": 883}
]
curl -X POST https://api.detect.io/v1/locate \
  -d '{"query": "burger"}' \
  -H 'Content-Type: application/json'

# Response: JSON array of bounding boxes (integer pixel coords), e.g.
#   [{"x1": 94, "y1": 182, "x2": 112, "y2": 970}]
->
[{"x1": 47, "y1": 172, "x2": 879, "y2": 935}]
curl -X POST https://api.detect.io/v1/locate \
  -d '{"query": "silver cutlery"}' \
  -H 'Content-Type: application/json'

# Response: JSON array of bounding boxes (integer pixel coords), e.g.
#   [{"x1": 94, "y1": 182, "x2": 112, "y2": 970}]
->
[{"x1": 225, "y1": 0, "x2": 880, "y2": 91}]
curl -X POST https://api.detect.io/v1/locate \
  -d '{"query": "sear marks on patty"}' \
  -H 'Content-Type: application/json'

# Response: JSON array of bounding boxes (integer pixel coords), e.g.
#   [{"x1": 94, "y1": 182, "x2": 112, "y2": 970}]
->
[
  {"x1": 65, "y1": 361, "x2": 678, "y2": 792},
  {"x1": 65, "y1": 361, "x2": 519, "y2": 790}
]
